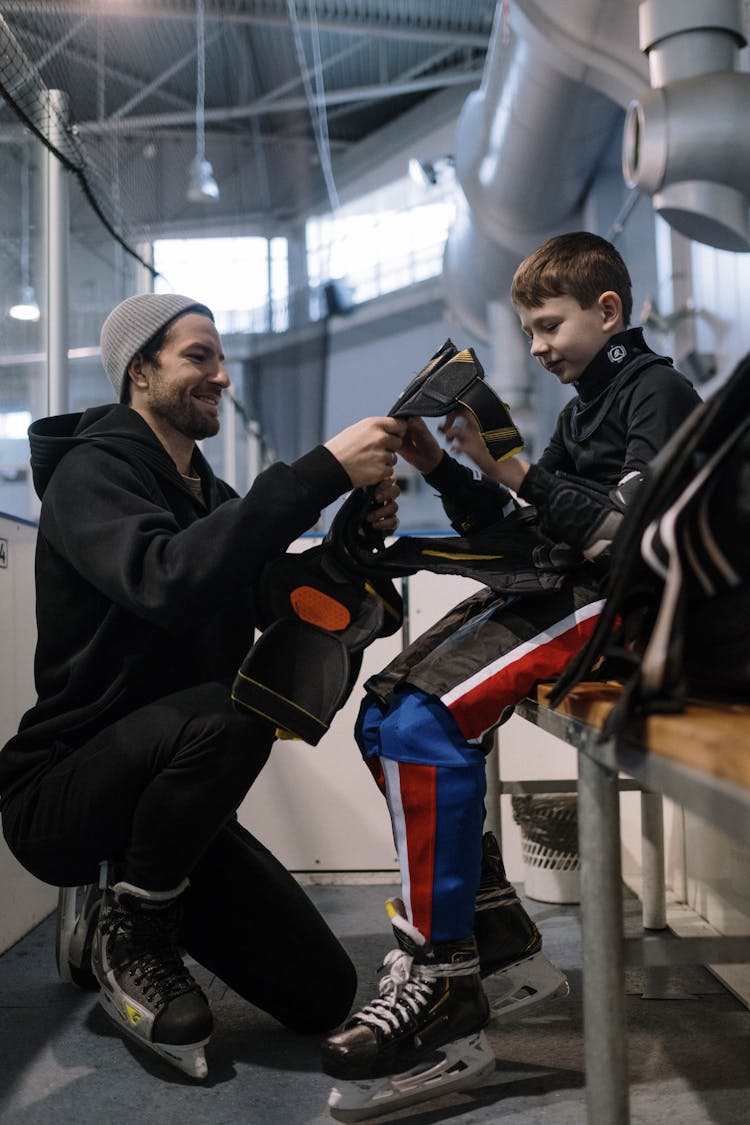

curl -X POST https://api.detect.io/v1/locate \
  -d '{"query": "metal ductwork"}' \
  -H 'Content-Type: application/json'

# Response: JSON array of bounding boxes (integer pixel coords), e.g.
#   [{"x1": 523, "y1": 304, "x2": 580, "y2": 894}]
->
[
  {"x1": 443, "y1": 0, "x2": 644, "y2": 345},
  {"x1": 622, "y1": 0, "x2": 750, "y2": 252}
]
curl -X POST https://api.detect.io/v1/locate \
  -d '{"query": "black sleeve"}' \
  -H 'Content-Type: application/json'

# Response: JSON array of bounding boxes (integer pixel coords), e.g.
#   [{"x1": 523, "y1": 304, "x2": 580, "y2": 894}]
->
[
  {"x1": 423, "y1": 452, "x2": 517, "y2": 534},
  {"x1": 620, "y1": 368, "x2": 701, "y2": 475},
  {"x1": 518, "y1": 368, "x2": 701, "y2": 557},
  {"x1": 42, "y1": 444, "x2": 351, "y2": 632}
]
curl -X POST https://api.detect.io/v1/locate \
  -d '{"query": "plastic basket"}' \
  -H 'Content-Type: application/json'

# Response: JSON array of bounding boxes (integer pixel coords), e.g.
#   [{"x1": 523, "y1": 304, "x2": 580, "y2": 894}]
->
[{"x1": 512, "y1": 794, "x2": 581, "y2": 904}]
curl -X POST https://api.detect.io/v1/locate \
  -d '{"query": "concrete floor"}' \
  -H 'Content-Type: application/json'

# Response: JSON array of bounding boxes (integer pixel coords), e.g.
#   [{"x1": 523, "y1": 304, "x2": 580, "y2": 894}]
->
[{"x1": 1, "y1": 881, "x2": 749, "y2": 1124}]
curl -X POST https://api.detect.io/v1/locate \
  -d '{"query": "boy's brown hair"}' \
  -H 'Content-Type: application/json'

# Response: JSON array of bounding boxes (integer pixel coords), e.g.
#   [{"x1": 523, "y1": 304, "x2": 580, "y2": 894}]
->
[{"x1": 511, "y1": 231, "x2": 633, "y2": 327}]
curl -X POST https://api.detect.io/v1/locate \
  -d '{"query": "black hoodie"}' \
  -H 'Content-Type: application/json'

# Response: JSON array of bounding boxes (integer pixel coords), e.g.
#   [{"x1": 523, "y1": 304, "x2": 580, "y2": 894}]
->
[{"x1": 0, "y1": 404, "x2": 351, "y2": 803}]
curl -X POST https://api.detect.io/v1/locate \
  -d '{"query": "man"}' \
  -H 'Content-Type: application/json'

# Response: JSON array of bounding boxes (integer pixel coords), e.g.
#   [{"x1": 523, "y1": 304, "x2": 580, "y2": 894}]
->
[{"x1": 0, "y1": 292, "x2": 405, "y2": 1079}]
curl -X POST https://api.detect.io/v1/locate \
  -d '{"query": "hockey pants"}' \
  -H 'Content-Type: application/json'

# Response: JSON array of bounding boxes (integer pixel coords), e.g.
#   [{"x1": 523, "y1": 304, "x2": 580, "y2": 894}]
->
[{"x1": 356, "y1": 578, "x2": 605, "y2": 943}]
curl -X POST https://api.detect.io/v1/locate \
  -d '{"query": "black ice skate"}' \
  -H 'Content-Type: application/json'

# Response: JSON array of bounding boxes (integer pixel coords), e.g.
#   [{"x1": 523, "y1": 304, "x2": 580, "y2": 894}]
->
[
  {"x1": 322, "y1": 899, "x2": 494, "y2": 1121},
  {"x1": 92, "y1": 878, "x2": 213, "y2": 1080},
  {"x1": 475, "y1": 831, "x2": 569, "y2": 1020}
]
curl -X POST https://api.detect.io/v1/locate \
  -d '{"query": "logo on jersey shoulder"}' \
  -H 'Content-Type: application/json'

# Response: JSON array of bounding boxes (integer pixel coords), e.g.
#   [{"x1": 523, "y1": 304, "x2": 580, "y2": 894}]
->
[{"x1": 607, "y1": 344, "x2": 627, "y2": 364}]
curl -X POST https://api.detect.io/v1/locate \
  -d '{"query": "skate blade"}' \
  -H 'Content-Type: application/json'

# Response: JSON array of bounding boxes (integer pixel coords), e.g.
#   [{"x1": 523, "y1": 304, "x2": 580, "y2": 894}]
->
[
  {"x1": 484, "y1": 951, "x2": 569, "y2": 1022},
  {"x1": 327, "y1": 1030, "x2": 495, "y2": 1122},
  {"x1": 98, "y1": 987, "x2": 209, "y2": 1080}
]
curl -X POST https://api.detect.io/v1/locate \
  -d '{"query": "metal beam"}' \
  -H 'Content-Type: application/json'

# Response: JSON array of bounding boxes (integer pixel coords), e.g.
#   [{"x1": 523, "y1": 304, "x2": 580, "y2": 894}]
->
[
  {"x1": 11, "y1": 27, "x2": 195, "y2": 111},
  {"x1": 74, "y1": 69, "x2": 484, "y2": 135},
  {"x1": 0, "y1": 3, "x2": 492, "y2": 49},
  {"x1": 110, "y1": 28, "x2": 222, "y2": 119}
]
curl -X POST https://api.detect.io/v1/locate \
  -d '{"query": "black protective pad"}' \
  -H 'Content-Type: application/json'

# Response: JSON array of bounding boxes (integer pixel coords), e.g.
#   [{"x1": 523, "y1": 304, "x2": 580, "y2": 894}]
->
[
  {"x1": 326, "y1": 491, "x2": 576, "y2": 594},
  {"x1": 231, "y1": 618, "x2": 352, "y2": 745},
  {"x1": 325, "y1": 338, "x2": 527, "y2": 583},
  {"x1": 257, "y1": 546, "x2": 403, "y2": 649},
  {"x1": 389, "y1": 340, "x2": 523, "y2": 462}
]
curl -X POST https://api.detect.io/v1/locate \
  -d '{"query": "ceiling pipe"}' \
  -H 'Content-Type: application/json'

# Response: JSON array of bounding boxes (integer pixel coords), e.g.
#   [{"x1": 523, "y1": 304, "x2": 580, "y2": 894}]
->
[
  {"x1": 443, "y1": 0, "x2": 638, "y2": 344},
  {"x1": 622, "y1": 0, "x2": 750, "y2": 252}
]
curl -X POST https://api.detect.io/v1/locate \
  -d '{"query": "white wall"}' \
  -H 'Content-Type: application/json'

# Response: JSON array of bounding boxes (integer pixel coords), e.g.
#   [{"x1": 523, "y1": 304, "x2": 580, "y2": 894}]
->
[{"x1": 0, "y1": 514, "x2": 57, "y2": 954}]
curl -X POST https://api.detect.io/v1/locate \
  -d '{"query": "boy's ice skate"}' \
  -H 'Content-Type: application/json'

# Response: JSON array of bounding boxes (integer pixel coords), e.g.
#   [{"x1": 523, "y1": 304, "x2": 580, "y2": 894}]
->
[
  {"x1": 475, "y1": 831, "x2": 569, "y2": 1021},
  {"x1": 322, "y1": 899, "x2": 495, "y2": 1122},
  {"x1": 92, "y1": 878, "x2": 213, "y2": 1080}
]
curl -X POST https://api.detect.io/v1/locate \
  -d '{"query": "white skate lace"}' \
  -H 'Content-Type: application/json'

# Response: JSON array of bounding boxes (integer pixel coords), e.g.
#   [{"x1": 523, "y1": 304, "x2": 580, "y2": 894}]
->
[
  {"x1": 475, "y1": 884, "x2": 518, "y2": 910},
  {"x1": 353, "y1": 950, "x2": 434, "y2": 1036},
  {"x1": 352, "y1": 948, "x2": 478, "y2": 1037}
]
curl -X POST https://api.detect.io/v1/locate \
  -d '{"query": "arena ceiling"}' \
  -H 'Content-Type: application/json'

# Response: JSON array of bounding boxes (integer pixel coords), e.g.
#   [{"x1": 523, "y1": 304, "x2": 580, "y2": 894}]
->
[{"x1": 0, "y1": 0, "x2": 496, "y2": 240}]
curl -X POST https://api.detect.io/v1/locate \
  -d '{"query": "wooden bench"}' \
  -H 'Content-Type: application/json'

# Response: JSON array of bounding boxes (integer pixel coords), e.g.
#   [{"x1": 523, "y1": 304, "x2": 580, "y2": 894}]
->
[{"x1": 516, "y1": 681, "x2": 750, "y2": 1125}]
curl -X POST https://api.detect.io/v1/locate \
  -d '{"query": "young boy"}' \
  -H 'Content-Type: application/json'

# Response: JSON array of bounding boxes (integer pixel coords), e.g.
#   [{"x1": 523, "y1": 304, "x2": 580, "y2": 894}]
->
[{"x1": 321, "y1": 232, "x2": 701, "y2": 1119}]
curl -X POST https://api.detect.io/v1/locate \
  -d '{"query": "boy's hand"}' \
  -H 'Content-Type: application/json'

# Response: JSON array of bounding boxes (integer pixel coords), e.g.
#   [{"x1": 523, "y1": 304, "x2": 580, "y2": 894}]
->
[
  {"x1": 442, "y1": 409, "x2": 529, "y2": 491},
  {"x1": 398, "y1": 417, "x2": 444, "y2": 475}
]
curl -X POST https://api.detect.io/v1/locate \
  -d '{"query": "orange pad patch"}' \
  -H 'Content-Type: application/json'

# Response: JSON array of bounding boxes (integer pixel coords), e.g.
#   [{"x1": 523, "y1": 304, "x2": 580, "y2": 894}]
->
[{"x1": 290, "y1": 586, "x2": 352, "y2": 631}]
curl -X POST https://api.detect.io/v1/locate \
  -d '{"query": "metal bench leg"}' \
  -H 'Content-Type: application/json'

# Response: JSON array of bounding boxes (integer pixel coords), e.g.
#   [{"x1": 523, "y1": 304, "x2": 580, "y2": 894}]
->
[
  {"x1": 578, "y1": 747, "x2": 629, "y2": 1125},
  {"x1": 640, "y1": 791, "x2": 679, "y2": 999},
  {"x1": 484, "y1": 734, "x2": 502, "y2": 843},
  {"x1": 641, "y1": 792, "x2": 666, "y2": 930}
]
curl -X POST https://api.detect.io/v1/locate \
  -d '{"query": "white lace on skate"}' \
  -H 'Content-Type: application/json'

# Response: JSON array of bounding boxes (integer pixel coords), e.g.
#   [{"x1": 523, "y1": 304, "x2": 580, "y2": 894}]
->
[
  {"x1": 352, "y1": 949, "x2": 430, "y2": 1037},
  {"x1": 475, "y1": 883, "x2": 518, "y2": 911},
  {"x1": 352, "y1": 947, "x2": 480, "y2": 1039}
]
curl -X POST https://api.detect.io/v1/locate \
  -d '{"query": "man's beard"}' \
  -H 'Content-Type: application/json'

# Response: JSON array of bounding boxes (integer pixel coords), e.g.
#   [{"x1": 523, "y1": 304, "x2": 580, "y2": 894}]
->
[{"x1": 149, "y1": 381, "x2": 220, "y2": 441}]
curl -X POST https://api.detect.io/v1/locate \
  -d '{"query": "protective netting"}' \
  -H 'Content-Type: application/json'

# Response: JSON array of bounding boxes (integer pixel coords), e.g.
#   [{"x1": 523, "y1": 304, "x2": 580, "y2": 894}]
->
[{"x1": 0, "y1": 6, "x2": 155, "y2": 275}]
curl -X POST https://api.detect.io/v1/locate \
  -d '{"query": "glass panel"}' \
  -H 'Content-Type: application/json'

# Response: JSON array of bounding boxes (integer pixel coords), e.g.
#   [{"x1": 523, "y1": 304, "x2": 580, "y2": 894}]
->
[
  {"x1": 306, "y1": 170, "x2": 457, "y2": 316},
  {"x1": 153, "y1": 236, "x2": 288, "y2": 335},
  {"x1": 1, "y1": 137, "x2": 44, "y2": 521}
]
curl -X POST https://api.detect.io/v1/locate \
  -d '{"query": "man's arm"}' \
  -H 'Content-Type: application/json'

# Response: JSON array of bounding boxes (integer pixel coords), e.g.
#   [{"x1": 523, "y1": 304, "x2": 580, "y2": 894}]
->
[{"x1": 44, "y1": 417, "x2": 405, "y2": 632}]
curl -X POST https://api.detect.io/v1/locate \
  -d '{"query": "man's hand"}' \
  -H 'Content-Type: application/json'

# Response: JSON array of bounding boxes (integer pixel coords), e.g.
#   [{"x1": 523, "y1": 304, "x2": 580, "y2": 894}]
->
[
  {"x1": 442, "y1": 409, "x2": 530, "y2": 491},
  {"x1": 325, "y1": 417, "x2": 407, "y2": 488},
  {"x1": 365, "y1": 474, "x2": 401, "y2": 535}
]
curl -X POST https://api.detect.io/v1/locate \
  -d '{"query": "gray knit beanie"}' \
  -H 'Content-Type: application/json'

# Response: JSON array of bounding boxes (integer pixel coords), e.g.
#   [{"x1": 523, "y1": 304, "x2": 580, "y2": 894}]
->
[{"x1": 100, "y1": 292, "x2": 211, "y2": 397}]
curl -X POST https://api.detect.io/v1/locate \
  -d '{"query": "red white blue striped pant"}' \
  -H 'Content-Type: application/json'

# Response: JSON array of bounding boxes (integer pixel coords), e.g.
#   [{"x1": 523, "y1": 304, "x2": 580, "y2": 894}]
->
[{"x1": 356, "y1": 577, "x2": 605, "y2": 942}]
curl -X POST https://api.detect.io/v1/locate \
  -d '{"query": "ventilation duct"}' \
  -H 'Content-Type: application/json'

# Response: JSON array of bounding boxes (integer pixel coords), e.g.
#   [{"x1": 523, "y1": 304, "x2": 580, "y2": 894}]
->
[
  {"x1": 444, "y1": 1, "x2": 644, "y2": 344},
  {"x1": 622, "y1": 0, "x2": 750, "y2": 252}
]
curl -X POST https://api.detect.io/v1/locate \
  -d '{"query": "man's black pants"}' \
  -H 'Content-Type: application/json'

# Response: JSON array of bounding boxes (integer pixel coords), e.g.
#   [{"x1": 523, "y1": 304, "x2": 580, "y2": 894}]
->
[{"x1": 1, "y1": 683, "x2": 356, "y2": 1032}]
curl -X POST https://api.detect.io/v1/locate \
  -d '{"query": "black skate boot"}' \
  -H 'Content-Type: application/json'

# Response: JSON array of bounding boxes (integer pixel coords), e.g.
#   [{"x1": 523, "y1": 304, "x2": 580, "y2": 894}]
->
[
  {"x1": 92, "y1": 879, "x2": 213, "y2": 1080},
  {"x1": 322, "y1": 899, "x2": 494, "y2": 1121},
  {"x1": 475, "y1": 831, "x2": 569, "y2": 1020}
]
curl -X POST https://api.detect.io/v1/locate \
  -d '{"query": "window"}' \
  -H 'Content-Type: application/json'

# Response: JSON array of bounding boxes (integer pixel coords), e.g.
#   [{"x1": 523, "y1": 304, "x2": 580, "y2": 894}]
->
[
  {"x1": 153, "y1": 236, "x2": 288, "y2": 334},
  {"x1": 306, "y1": 170, "x2": 457, "y2": 316},
  {"x1": 0, "y1": 411, "x2": 32, "y2": 439}
]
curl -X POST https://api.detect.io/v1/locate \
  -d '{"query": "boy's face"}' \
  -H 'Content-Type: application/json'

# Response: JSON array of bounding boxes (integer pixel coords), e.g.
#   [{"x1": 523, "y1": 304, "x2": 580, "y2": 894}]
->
[{"x1": 515, "y1": 293, "x2": 622, "y2": 385}]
